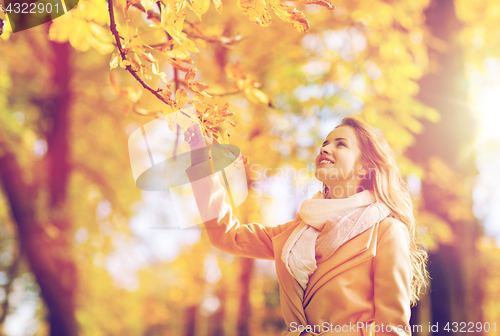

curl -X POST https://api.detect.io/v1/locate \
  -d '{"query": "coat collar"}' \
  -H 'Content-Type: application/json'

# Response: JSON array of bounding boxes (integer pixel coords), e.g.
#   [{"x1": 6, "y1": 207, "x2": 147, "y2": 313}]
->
[{"x1": 272, "y1": 219, "x2": 380, "y2": 324}]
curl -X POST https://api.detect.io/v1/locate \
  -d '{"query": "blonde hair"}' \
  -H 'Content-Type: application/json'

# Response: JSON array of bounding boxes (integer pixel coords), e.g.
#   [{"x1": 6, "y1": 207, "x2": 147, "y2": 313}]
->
[{"x1": 332, "y1": 116, "x2": 430, "y2": 307}]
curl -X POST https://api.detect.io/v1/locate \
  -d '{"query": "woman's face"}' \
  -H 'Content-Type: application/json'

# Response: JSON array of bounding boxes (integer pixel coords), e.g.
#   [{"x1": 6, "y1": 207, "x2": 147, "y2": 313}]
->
[{"x1": 315, "y1": 126, "x2": 365, "y2": 185}]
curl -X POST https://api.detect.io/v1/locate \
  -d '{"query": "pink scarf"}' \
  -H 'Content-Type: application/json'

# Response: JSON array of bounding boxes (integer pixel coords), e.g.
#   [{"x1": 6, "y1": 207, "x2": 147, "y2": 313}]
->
[{"x1": 281, "y1": 189, "x2": 391, "y2": 301}]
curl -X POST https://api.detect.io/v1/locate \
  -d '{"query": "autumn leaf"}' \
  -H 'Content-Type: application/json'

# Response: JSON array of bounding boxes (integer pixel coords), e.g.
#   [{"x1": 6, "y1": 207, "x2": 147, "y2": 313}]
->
[
  {"x1": 140, "y1": 0, "x2": 155, "y2": 12},
  {"x1": 176, "y1": 89, "x2": 188, "y2": 107},
  {"x1": 185, "y1": 68, "x2": 197, "y2": 82},
  {"x1": 237, "y1": 0, "x2": 272, "y2": 26},
  {"x1": 156, "y1": 40, "x2": 175, "y2": 52},
  {"x1": 213, "y1": 0, "x2": 223, "y2": 13},
  {"x1": 161, "y1": 84, "x2": 173, "y2": 100},
  {"x1": 269, "y1": 0, "x2": 309, "y2": 32},
  {"x1": 165, "y1": 49, "x2": 192, "y2": 62},
  {"x1": 166, "y1": 57, "x2": 192, "y2": 72},
  {"x1": 152, "y1": 62, "x2": 160, "y2": 75},
  {"x1": 245, "y1": 88, "x2": 269, "y2": 105},
  {"x1": 140, "y1": 52, "x2": 155, "y2": 63},
  {"x1": 294, "y1": 0, "x2": 333, "y2": 10},
  {"x1": 165, "y1": 26, "x2": 199, "y2": 53},
  {"x1": 159, "y1": 72, "x2": 169, "y2": 83},
  {"x1": 109, "y1": 53, "x2": 119, "y2": 69},
  {"x1": 189, "y1": 81, "x2": 210, "y2": 93},
  {"x1": 189, "y1": 0, "x2": 211, "y2": 20}
]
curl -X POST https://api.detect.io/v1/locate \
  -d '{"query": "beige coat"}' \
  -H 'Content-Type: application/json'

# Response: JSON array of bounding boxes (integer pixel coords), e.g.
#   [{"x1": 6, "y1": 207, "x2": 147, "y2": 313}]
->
[{"x1": 186, "y1": 162, "x2": 413, "y2": 336}]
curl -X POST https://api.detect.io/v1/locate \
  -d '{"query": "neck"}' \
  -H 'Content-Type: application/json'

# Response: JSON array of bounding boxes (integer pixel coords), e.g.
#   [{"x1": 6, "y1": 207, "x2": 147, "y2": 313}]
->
[{"x1": 324, "y1": 180, "x2": 363, "y2": 199}]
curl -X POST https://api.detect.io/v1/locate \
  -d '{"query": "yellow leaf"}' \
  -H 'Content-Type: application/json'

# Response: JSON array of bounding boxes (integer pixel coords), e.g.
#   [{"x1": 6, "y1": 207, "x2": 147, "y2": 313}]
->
[
  {"x1": 89, "y1": 22, "x2": 112, "y2": 44},
  {"x1": 109, "y1": 53, "x2": 120, "y2": 69},
  {"x1": 159, "y1": 72, "x2": 169, "y2": 83},
  {"x1": 166, "y1": 58, "x2": 191, "y2": 72},
  {"x1": 237, "y1": 0, "x2": 272, "y2": 26},
  {"x1": 176, "y1": 89, "x2": 188, "y2": 107},
  {"x1": 140, "y1": 52, "x2": 156, "y2": 63},
  {"x1": 140, "y1": 0, "x2": 155, "y2": 11},
  {"x1": 120, "y1": 59, "x2": 132, "y2": 68},
  {"x1": 165, "y1": 26, "x2": 199, "y2": 53},
  {"x1": 293, "y1": 0, "x2": 333, "y2": 10},
  {"x1": 269, "y1": 0, "x2": 309, "y2": 32},
  {"x1": 165, "y1": 49, "x2": 192, "y2": 61},
  {"x1": 213, "y1": 0, "x2": 222, "y2": 13},
  {"x1": 152, "y1": 62, "x2": 160, "y2": 75},
  {"x1": 245, "y1": 88, "x2": 269, "y2": 105},
  {"x1": 163, "y1": 105, "x2": 178, "y2": 115},
  {"x1": 189, "y1": 0, "x2": 210, "y2": 20}
]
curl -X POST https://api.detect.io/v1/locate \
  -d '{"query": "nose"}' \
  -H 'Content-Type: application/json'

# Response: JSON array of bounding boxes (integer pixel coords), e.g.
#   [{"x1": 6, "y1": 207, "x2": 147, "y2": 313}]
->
[{"x1": 320, "y1": 147, "x2": 330, "y2": 155}]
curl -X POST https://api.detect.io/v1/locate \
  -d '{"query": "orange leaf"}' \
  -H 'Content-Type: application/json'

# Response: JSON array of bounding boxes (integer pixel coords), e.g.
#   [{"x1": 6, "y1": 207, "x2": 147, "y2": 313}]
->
[
  {"x1": 185, "y1": 68, "x2": 197, "y2": 82},
  {"x1": 176, "y1": 89, "x2": 188, "y2": 107},
  {"x1": 189, "y1": 81, "x2": 210, "y2": 92},
  {"x1": 161, "y1": 86, "x2": 172, "y2": 100}
]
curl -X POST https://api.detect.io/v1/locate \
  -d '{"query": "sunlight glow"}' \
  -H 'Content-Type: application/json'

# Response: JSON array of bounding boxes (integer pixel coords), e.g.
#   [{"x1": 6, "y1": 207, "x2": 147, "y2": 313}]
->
[{"x1": 476, "y1": 85, "x2": 500, "y2": 140}]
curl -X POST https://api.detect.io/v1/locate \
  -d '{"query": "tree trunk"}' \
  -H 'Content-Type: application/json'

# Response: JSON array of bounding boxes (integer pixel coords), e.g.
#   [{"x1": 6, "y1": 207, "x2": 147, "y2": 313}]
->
[
  {"x1": 207, "y1": 279, "x2": 226, "y2": 336},
  {"x1": 184, "y1": 305, "x2": 198, "y2": 336},
  {"x1": 0, "y1": 24, "x2": 77, "y2": 336},
  {"x1": 237, "y1": 257, "x2": 254, "y2": 336}
]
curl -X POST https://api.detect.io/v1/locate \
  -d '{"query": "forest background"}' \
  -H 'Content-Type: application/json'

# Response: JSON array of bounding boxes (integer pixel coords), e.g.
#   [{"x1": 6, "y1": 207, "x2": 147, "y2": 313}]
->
[{"x1": 0, "y1": 0, "x2": 500, "y2": 335}]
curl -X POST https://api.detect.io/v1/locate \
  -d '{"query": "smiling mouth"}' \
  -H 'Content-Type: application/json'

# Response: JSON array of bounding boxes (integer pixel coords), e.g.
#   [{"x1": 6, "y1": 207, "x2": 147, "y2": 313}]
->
[{"x1": 318, "y1": 159, "x2": 334, "y2": 165}]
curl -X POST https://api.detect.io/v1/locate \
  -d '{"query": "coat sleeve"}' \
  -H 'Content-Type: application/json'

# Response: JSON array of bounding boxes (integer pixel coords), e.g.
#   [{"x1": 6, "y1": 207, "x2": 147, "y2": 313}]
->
[
  {"x1": 185, "y1": 159, "x2": 298, "y2": 260},
  {"x1": 373, "y1": 218, "x2": 412, "y2": 336}
]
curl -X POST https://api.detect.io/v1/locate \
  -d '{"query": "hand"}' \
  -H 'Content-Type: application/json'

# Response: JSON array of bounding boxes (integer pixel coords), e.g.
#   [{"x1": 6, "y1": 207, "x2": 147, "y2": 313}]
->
[{"x1": 184, "y1": 123, "x2": 214, "y2": 150}]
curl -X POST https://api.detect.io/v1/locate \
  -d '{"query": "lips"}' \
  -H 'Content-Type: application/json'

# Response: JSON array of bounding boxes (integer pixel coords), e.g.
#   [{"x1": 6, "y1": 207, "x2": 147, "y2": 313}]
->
[{"x1": 318, "y1": 156, "x2": 334, "y2": 165}]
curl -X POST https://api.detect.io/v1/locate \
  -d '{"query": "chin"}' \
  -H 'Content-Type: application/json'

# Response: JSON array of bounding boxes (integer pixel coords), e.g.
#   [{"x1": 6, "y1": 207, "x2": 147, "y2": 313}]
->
[{"x1": 316, "y1": 167, "x2": 338, "y2": 181}]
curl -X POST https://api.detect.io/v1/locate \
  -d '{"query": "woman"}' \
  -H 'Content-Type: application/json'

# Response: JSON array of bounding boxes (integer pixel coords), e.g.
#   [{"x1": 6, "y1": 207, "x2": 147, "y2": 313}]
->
[{"x1": 183, "y1": 117, "x2": 430, "y2": 336}]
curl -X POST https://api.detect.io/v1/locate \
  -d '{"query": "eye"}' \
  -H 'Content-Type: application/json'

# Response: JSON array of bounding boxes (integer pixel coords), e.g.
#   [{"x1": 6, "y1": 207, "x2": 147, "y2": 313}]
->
[{"x1": 337, "y1": 142, "x2": 346, "y2": 147}]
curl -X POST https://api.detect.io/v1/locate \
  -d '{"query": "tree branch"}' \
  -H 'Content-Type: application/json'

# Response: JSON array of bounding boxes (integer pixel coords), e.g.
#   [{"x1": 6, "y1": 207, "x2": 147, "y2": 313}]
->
[{"x1": 107, "y1": 0, "x2": 172, "y2": 106}]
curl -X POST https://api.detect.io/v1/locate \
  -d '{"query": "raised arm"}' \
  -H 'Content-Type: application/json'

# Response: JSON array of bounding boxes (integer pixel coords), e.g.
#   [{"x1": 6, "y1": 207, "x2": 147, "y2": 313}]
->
[
  {"x1": 183, "y1": 124, "x2": 298, "y2": 260},
  {"x1": 373, "y1": 218, "x2": 413, "y2": 336}
]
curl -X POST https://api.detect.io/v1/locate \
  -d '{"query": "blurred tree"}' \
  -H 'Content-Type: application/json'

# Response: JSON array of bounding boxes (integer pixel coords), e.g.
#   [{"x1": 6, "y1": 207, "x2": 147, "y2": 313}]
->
[
  {"x1": 407, "y1": 0, "x2": 484, "y2": 332},
  {"x1": 0, "y1": 24, "x2": 78, "y2": 336}
]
